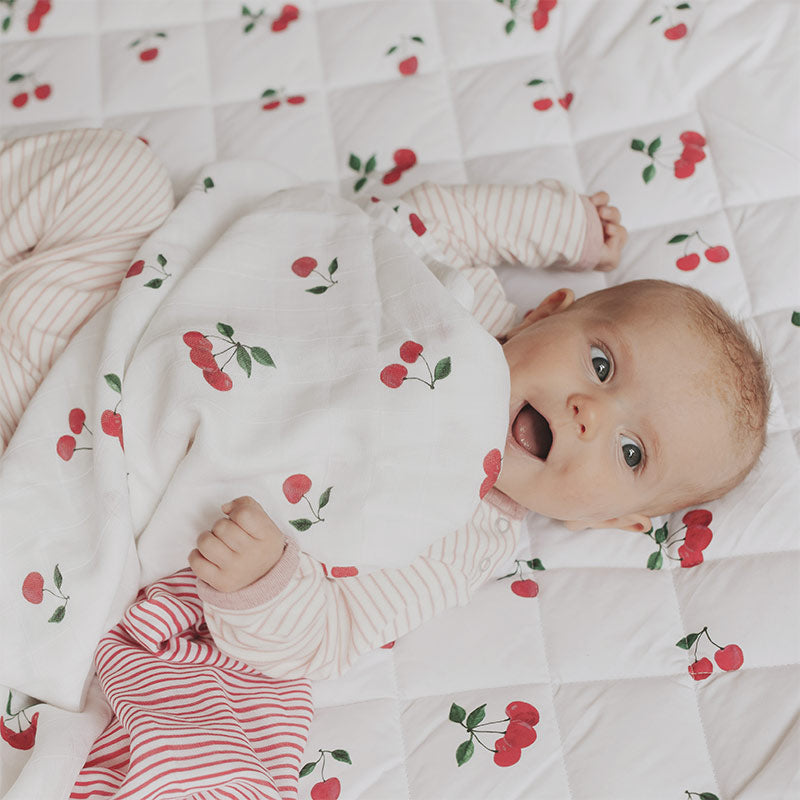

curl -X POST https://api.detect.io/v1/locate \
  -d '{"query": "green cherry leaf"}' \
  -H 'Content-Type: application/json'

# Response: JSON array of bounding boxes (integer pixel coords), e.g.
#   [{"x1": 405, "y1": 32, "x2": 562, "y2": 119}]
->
[
  {"x1": 251, "y1": 347, "x2": 275, "y2": 367},
  {"x1": 349, "y1": 153, "x2": 361, "y2": 172},
  {"x1": 642, "y1": 527, "x2": 654, "y2": 536},
  {"x1": 203, "y1": 177, "x2": 215, "y2": 190},
  {"x1": 650, "y1": 14, "x2": 663, "y2": 24},
  {"x1": 527, "y1": 79, "x2": 544, "y2": 86},
  {"x1": 328, "y1": 258, "x2": 339, "y2": 275},
  {"x1": 354, "y1": 177, "x2": 367, "y2": 192},
  {"x1": 157, "y1": 253, "x2": 167, "y2": 267},
  {"x1": 676, "y1": 3, "x2": 691, "y2": 9},
  {"x1": 643, "y1": 164, "x2": 656, "y2": 184},
  {"x1": 290, "y1": 518, "x2": 313, "y2": 531},
  {"x1": 2, "y1": 17, "x2": 11, "y2": 32},
  {"x1": 434, "y1": 357, "x2": 451, "y2": 381},
  {"x1": 386, "y1": 45, "x2": 398, "y2": 55},
  {"x1": 456, "y1": 739, "x2": 474, "y2": 766},
  {"x1": 9, "y1": 73, "x2": 25, "y2": 82},
  {"x1": 331, "y1": 749, "x2": 352, "y2": 764},
  {"x1": 528, "y1": 558, "x2": 545, "y2": 570},
  {"x1": 654, "y1": 523, "x2": 668, "y2": 544},
  {"x1": 144, "y1": 278, "x2": 163, "y2": 289},
  {"x1": 306, "y1": 285, "x2": 329, "y2": 294},
  {"x1": 217, "y1": 322, "x2": 235, "y2": 338},
  {"x1": 365, "y1": 156, "x2": 377, "y2": 175},
  {"x1": 318, "y1": 487, "x2": 332, "y2": 509},
  {"x1": 261, "y1": 88, "x2": 277, "y2": 98},
  {"x1": 48, "y1": 605, "x2": 66, "y2": 623},
  {"x1": 244, "y1": 21, "x2": 255, "y2": 33},
  {"x1": 668, "y1": 234, "x2": 689, "y2": 243},
  {"x1": 791, "y1": 311, "x2": 800, "y2": 326},
  {"x1": 646, "y1": 550, "x2": 663, "y2": 570},
  {"x1": 53, "y1": 564, "x2": 63, "y2": 590},
  {"x1": 631, "y1": 139, "x2": 646, "y2": 151},
  {"x1": 676, "y1": 632, "x2": 700, "y2": 650},
  {"x1": 449, "y1": 703, "x2": 466, "y2": 724},
  {"x1": 5, "y1": 690, "x2": 12, "y2": 716},
  {"x1": 647, "y1": 136, "x2": 662, "y2": 156},
  {"x1": 699, "y1": 794, "x2": 719, "y2": 800},
  {"x1": 298, "y1": 762, "x2": 317, "y2": 777},
  {"x1": 411, "y1": 36, "x2": 424, "y2": 43},
  {"x1": 466, "y1": 704, "x2": 486, "y2": 729},
  {"x1": 505, "y1": 19, "x2": 515, "y2": 35},
  {"x1": 236, "y1": 345, "x2": 252, "y2": 378},
  {"x1": 104, "y1": 373, "x2": 122, "y2": 394}
]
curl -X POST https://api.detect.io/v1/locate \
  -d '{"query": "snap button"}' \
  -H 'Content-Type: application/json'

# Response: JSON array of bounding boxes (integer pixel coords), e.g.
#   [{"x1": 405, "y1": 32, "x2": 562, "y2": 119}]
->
[
  {"x1": 479, "y1": 558, "x2": 491, "y2": 571},
  {"x1": 495, "y1": 517, "x2": 510, "y2": 533}
]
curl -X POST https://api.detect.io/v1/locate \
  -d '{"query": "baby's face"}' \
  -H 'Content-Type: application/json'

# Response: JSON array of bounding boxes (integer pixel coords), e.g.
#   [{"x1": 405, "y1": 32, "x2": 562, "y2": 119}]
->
[{"x1": 494, "y1": 291, "x2": 736, "y2": 528}]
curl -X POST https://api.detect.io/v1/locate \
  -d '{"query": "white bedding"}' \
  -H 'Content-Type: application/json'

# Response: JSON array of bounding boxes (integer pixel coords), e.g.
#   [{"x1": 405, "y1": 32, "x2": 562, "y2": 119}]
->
[{"x1": 1, "y1": 1, "x2": 798, "y2": 798}]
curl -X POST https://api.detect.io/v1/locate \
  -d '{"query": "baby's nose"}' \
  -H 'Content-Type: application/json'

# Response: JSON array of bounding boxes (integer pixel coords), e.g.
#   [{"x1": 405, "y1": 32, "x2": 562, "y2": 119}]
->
[{"x1": 569, "y1": 394, "x2": 599, "y2": 439}]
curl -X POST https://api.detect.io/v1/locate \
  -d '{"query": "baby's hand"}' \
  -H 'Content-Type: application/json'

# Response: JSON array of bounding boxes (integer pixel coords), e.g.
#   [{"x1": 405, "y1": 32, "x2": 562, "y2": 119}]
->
[
  {"x1": 589, "y1": 191, "x2": 627, "y2": 272},
  {"x1": 189, "y1": 496, "x2": 287, "y2": 593}
]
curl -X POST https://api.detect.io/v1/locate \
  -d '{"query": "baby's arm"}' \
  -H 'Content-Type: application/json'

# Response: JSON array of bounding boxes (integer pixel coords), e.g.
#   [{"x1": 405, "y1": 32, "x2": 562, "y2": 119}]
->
[
  {"x1": 400, "y1": 180, "x2": 622, "y2": 273},
  {"x1": 193, "y1": 497, "x2": 519, "y2": 680}
]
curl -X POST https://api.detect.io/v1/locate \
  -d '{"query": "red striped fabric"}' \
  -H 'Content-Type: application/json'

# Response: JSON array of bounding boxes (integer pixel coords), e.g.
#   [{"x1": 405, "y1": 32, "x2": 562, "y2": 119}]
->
[{"x1": 70, "y1": 571, "x2": 312, "y2": 800}]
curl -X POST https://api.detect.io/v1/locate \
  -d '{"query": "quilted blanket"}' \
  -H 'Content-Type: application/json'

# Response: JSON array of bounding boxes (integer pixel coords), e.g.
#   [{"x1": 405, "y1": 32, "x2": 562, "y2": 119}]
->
[{"x1": 1, "y1": 2, "x2": 799, "y2": 799}]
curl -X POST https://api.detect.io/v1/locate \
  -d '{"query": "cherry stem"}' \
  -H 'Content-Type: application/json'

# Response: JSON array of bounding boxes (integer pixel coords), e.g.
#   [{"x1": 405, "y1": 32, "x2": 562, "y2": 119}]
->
[
  {"x1": 43, "y1": 587, "x2": 68, "y2": 601},
  {"x1": 419, "y1": 354, "x2": 434, "y2": 385},
  {"x1": 404, "y1": 376, "x2": 434, "y2": 389},
  {"x1": 703, "y1": 627, "x2": 723, "y2": 649},
  {"x1": 74, "y1": 447, "x2": 92, "y2": 452},
  {"x1": 303, "y1": 494, "x2": 322, "y2": 522},
  {"x1": 219, "y1": 347, "x2": 238, "y2": 372},
  {"x1": 311, "y1": 268, "x2": 336, "y2": 286},
  {"x1": 213, "y1": 344, "x2": 237, "y2": 358},
  {"x1": 473, "y1": 717, "x2": 509, "y2": 729},
  {"x1": 82, "y1": 423, "x2": 93, "y2": 435}
]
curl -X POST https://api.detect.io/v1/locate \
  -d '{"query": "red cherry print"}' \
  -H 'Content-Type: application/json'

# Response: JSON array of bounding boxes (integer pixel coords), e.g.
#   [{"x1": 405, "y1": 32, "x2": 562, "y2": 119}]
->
[
  {"x1": 0, "y1": 712, "x2": 39, "y2": 751},
  {"x1": 283, "y1": 473, "x2": 312, "y2": 504},
  {"x1": 393, "y1": 149, "x2": 417, "y2": 170},
  {"x1": 399, "y1": 56, "x2": 418, "y2": 75},
  {"x1": 511, "y1": 579, "x2": 539, "y2": 598},
  {"x1": 399, "y1": 340, "x2": 423, "y2": 363},
  {"x1": 704, "y1": 246, "x2": 729, "y2": 263},
  {"x1": 22, "y1": 572, "x2": 44, "y2": 604},
  {"x1": 382, "y1": 167, "x2": 403, "y2": 185},
  {"x1": 532, "y1": 9, "x2": 549, "y2": 30},
  {"x1": 12, "y1": 93, "x2": 29, "y2": 108},
  {"x1": 331, "y1": 566, "x2": 359, "y2": 577},
  {"x1": 483, "y1": 448, "x2": 502, "y2": 479},
  {"x1": 381, "y1": 640, "x2": 396, "y2": 649},
  {"x1": 126, "y1": 259, "x2": 145, "y2": 277},
  {"x1": 680, "y1": 131, "x2": 707, "y2": 147},
  {"x1": 183, "y1": 331, "x2": 213, "y2": 350},
  {"x1": 684, "y1": 525, "x2": 712, "y2": 551},
  {"x1": 57, "y1": 435, "x2": 76, "y2": 460},
  {"x1": 714, "y1": 644, "x2": 744, "y2": 671},
  {"x1": 286, "y1": 95, "x2": 305, "y2": 105},
  {"x1": 101, "y1": 410, "x2": 122, "y2": 437},
  {"x1": 292, "y1": 256, "x2": 317, "y2": 277},
  {"x1": 682, "y1": 509, "x2": 712, "y2": 527},
  {"x1": 538, "y1": 0, "x2": 557, "y2": 10},
  {"x1": 190, "y1": 347, "x2": 217, "y2": 370},
  {"x1": 68, "y1": 408, "x2": 86, "y2": 434},
  {"x1": 380, "y1": 364, "x2": 408, "y2": 388},
  {"x1": 664, "y1": 23, "x2": 687, "y2": 40},
  {"x1": 281, "y1": 4, "x2": 299, "y2": 21},
  {"x1": 493, "y1": 737, "x2": 522, "y2": 767},
  {"x1": 310, "y1": 777, "x2": 341, "y2": 800},
  {"x1": 203, "y1": 369, "x2": 232, "y2": 391},
  {"x1": 676, "y1": 253, "x2": 700, "y2": 271},
  {"x1": 533, "y1": 98, "x2": 553, "y2": 110},
  {"x1": 34, "y1": 84, "x2": 51, "y2": 100},
  {"x1": 27, "y1": 14, "x2": 41, "y2": 32},
  {"x1": 678, "y1": 543, "x2": 703, "y2": 568},
  {"x1": 688, "y1": 657, "x2": 713, "y2": 680},
  {"x1": 504, "y1": 719, "x2": 537, "y2": 748},
  {"x1": 681, "y1": 144, "x2": 706, "y2": 163},
  {"x1": 262, "y1": 100, "x2": 281, "y2": 110},
  {"x1": 558, "y1": 92, "x2": 574, "y2": 109},
  {"x1": 673, "y1": 158, "x2": 695, "y2": 179},
  {"x1": 139, "y1": 48, "x2": 159, "y2": 62},
  {"x1": 409, "y1": 213, "x2": 426, "y2": 236},
  {"x1": 506, "y1": 701, "x2": 539, "y2": 726},
  {"x1": 271, "y1": 18, "x2": 288, "y2": 32}
]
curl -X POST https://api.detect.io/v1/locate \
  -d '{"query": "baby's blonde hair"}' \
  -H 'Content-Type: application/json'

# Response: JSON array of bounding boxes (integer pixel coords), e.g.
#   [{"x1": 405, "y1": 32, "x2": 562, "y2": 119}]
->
[{"x1": 578, "y1": 279, "x2": 771, "y2": 508}]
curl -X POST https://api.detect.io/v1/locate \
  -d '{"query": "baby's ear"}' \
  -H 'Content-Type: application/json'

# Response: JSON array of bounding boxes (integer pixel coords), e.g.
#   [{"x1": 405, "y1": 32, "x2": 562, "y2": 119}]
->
[
  {"x1": 502, "y1": 288, "x2": 574, "y2": 342},
  {"x1": 563, "y1": 513, "x2": 652, "y2": 534}
]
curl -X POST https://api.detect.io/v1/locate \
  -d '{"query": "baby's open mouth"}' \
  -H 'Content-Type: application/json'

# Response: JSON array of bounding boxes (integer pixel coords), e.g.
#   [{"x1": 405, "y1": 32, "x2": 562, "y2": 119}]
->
[{"x1": 512, "y1": 403, "x2": 553, "y2": 461}]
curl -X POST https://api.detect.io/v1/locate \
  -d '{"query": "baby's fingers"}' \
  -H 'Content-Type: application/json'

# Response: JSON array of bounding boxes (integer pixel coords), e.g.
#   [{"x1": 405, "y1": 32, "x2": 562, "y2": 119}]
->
[
  {"x1": 589, "y1": 191, "x2": 610, "y2": 207},
  {"x1": 598, "y1": 205, "x2": 622, "y2": 225},
  {"x1": 604, "y1": 221, "x2": 628, "y2": 247}
]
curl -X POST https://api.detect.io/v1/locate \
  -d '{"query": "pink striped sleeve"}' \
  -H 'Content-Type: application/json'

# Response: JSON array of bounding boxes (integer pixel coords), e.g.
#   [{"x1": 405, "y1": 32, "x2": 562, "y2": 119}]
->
[
  {"x1": 0, "y1": 127, "x2": 174, "y2": 455},
  {"x1": 399, "y1": 179, "x2": 601, "y2": 273},
  {"x1": 199, "y1": 491, "x2": 524, "y2": 680}
]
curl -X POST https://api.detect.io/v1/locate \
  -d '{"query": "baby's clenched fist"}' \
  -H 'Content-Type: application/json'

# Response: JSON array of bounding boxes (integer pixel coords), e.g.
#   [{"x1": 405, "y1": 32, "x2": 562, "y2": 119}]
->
[{"x1": 189, "y1": 495, "x2": 286, "y2": 593}]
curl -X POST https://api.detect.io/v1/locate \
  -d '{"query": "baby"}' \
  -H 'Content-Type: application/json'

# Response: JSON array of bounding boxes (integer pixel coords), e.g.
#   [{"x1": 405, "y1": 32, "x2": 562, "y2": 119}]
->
[{"x1": 188, "y1": 182, "x2": 770, "y2": 680}]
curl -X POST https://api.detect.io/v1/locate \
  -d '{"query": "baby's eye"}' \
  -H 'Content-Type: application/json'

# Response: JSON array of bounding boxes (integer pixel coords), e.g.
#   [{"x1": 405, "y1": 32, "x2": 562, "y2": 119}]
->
[
  {"x1": 621, "y1": 435, "x2": 642, "y2": 469},
  {"x1": 590, "y1": 345, "x2": 612, "y2": 382}
]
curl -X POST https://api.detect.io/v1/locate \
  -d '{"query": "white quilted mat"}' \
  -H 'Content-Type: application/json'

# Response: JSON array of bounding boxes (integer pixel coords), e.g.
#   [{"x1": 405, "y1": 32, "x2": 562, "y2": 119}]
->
[{"x1": 1, "y1": 1, "x2": 799, "y2": 798}]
